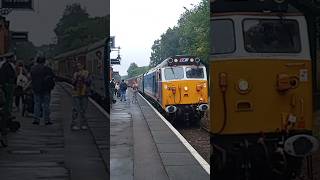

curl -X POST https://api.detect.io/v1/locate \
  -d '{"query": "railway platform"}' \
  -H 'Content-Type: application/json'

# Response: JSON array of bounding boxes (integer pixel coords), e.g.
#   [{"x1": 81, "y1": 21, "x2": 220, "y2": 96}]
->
[
  {"x1": 110, "y1": 90, "x2": 210, "y2": 180},
  {"x1": 0, "y1": 83, "x2": 109, "y2": 180}
]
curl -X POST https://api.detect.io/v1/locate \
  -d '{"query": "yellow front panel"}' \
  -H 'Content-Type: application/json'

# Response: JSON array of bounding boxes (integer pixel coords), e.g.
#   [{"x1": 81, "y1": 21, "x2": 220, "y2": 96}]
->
[
  {"x1": 161, "y1": 80, "x2": 208, "y2": 108},
  {"x1": 210, "y1": 59, "x2": 313, "y2": 134}
]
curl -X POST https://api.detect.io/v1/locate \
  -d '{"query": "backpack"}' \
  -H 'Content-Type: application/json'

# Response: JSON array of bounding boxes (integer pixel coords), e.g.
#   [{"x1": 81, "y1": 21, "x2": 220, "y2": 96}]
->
[
  {"x1": 44, "y1": 75, "x2": 55, "y2": 91},
  {"x1": 42, "y1": 66, "x2": 55, "y2": 91}
]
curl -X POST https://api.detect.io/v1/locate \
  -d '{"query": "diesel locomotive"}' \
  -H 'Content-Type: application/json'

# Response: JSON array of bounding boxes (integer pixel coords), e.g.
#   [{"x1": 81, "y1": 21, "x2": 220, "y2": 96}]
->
[
  {"x1": 210, "y1": 0, "x2": 320, "y2": 179},
  {"x1": 127, "y1": 55, "x2": 209, "y2": 124}
]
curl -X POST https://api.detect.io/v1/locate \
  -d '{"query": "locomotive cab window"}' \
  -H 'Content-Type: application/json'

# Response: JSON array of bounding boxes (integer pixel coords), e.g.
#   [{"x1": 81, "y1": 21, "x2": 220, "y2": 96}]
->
[
  {"x1": 164, "y1": 67, "x2": 184, "y2": 80},
  {"x1": 210, "y1": 19, "x2": 235, "y2": 54},
  {"x1": 186, "y1": 67, "x2": 204, "y2": 79},
  {"x1": 243, "y1": 19, "x2": 301, "y2": 53}
]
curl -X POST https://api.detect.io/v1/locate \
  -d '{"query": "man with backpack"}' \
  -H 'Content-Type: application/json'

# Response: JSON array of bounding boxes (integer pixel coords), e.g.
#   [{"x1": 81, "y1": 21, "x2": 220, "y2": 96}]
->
[
  {"x1": 119, "y1": 79, "x2": 127, "y2": 102},
  {"x1": 30, "y1": 56, "x2": 55, "y2": 125}
]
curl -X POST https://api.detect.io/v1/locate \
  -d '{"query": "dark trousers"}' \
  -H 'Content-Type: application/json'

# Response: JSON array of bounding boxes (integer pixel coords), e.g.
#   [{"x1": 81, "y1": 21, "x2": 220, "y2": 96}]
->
[{"x1": 15, "y1": 86, "x2": 23, "y2": 108}]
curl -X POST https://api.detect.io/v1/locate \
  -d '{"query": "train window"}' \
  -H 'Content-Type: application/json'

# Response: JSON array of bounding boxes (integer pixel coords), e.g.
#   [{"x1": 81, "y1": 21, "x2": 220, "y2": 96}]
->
[
  {"x1": 210, "y1": 19, "x2": 235, "y2": 54},
  {"x1": 164, "y1": 67, "x2": 184, "y2": 80},
  {"x1": 186, "y1": 67, "x2": 204, "y2": 79},
  {"x1": 243, "y1": 19, "x2": 301, "y2": 53}
]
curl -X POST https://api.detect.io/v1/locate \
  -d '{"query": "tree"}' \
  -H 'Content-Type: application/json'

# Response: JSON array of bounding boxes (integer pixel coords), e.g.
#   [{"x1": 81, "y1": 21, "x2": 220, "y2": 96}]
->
[
  {"x1": 12, "y1": 41, "x2": 37, "y2": 63},
  {"x1": 53, "y1": 3, "x2": 108, "y2": 55},
  {"x1": 149, "y1": 0, "x2": 209, "y2": 67},
  {"x1": 127, "y1": 62, "x2": 150, "y2": 78}
]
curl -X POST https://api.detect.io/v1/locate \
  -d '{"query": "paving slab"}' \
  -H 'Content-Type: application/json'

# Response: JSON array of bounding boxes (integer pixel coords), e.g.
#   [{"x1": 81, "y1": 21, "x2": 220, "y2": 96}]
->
[
  {"x1": 110, "y1": 101, "x2": 133, "y2": 180},
  {"x1": 0, "y1": 84, "x2": 109, "y2": 180}
]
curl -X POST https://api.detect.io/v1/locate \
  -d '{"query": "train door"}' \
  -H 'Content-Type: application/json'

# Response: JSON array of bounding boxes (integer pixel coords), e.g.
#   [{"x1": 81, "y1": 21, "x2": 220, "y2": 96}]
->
[
  {"x1": 156, "y1": 69, "x2": 161, "y2": 101},
  {"x1": 154, "y1": 72, "x2": 158, "y2": 98}
]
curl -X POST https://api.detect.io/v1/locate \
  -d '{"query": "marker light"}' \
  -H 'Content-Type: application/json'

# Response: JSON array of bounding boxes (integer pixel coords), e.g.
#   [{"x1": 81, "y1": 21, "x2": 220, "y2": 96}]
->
[
  {"x1": 195, "y1": 58, "x2": 200, "y2": 63},
  {"x1": 174, "y1": 59, "x2": 178, "y2": 63},
  {"x1": 238, "y1": 79, "x2": 249, "y2": 91},
  {"x1": 184, "y1": 86, "x2": 188, "y2": 91},
  {"x1": 168, "y1": 58, "x2": 173, "y2": 63},
  {"x1": 196, "y1": 84, "x2": 202, "y2": 91},
  {"x1": 171, "y1": 87, "x2": 176, "y2": 94}
]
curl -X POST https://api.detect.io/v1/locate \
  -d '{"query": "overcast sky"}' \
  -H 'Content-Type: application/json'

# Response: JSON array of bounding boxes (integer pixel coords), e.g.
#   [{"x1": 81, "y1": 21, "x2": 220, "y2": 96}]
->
[
  {"x1": 111, "y1": 0, "x2": 202, "y2": 76},
  {"x1": 6, "y1": 0, "x2": 109, "y2": 46}
]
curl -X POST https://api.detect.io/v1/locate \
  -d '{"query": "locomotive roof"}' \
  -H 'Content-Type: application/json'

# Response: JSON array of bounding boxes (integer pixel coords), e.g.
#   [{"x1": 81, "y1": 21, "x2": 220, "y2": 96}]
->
[
  {"x1": 210, "y1": 0, "x2": 300, "y2": 14},
  {"x1": 145, "y1": 55, "x2": 204, "y2": 75}
]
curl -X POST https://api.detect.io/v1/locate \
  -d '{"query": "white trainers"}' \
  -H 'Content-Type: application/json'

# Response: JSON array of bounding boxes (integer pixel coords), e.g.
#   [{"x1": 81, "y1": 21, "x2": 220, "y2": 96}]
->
[
  {"x1": 71, "y1": 125, "x2": 80, "y2": 131},
  {"x1": 80, "y1": 125, "x2": 88, "y2": 130}
]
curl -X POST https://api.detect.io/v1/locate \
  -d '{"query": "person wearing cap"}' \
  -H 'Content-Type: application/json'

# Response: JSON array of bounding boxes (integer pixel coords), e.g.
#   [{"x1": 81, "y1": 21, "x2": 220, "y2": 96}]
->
[{"x1": 30, "y1": 56, "x2": 55, "y2": 125}]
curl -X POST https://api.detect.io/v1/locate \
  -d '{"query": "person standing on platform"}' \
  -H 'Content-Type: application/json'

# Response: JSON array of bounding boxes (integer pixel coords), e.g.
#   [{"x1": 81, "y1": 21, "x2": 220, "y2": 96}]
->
[
  {"x1": 71, "y1": 63, "x2": 91, "y2": 131},
  {"x1": 115, "y1": 82, "x2": 120, "y2": 98},
  {"x1": 30, "y1": 56, "x2": 55, "y2": 125},
  {"x1": 0, "y1": 53, "x2": 17, "y2": 140},
  {"x1": 110, "y1": 78, "x2": 115, "y2": 102},
  {"x1": 15, "y1": 61, "x2": 28, "y2": 112},
  {"x1": 119, "y1": 79, "x2": 127, "y2": 102}
]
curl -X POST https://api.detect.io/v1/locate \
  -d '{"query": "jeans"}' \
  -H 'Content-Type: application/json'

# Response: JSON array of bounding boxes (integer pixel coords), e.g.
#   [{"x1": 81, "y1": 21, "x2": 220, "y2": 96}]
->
[
  {"x1": 34, "y1": 93, "x2": 51, "y2": 122},
  {"x1": 72, "y1": 96, "x2": 88, "y2": 125},
  {"x1": 120, "y1": 90, "x2": 126, "y2": 101}
]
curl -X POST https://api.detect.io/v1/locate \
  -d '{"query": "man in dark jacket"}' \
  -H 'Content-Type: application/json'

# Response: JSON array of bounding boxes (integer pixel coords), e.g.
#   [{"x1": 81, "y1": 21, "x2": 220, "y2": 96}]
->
[
  {"x1": 119, "y1": 80, "x2": 127, "y2": 102},
  {"x1": 30, "y1": 57, "x2": 55, "y2": 125},
  {"x1": 0, "y1": 53, "x2": 16, "y2": 141}
]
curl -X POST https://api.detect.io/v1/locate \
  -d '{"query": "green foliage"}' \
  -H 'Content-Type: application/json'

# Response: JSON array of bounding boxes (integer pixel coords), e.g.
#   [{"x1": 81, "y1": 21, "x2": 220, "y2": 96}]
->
[
  {"x1": 150, "y1": 0, "x2": 209, "y2": 67},
  {"x1": 53, "y1": 3, "x2": 108, "y2": 55},
  {"x1": 127, "y1": 62, "x2": 150, "y2": 78},
  {"x1": 12, "y1": 41, "x2": 37, "y2": 63}
]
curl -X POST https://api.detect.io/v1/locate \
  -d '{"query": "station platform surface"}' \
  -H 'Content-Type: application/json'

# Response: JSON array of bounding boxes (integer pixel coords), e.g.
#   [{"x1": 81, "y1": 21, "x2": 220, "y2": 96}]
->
[
  {"x1": 0, "y1": 83, "x2": 109, "y2": 180},
  {"x1": 110, "y1": 90, "x2": 210, "y2": 180}
]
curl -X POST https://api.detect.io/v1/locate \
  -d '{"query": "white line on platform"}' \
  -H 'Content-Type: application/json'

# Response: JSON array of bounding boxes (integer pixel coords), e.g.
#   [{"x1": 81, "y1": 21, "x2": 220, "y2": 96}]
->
[
  {"x1": 62, "y1": 82, "x2": 110, "y2": 119},
  {"x1": 138, "y1": 93, "x2": 210, "y2": 174}
]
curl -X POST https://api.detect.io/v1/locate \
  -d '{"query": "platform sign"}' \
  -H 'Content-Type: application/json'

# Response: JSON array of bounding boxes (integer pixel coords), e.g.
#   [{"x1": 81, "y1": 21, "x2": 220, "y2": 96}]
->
[
  {"x1": 1, "y1": 0, "x2": 33, "y2": 9},
  {"x1": 11, "y1": 31, "x2": 28, "y2": 42},
  {"x1": 111, "y1": 58, "x2": 120, "y2": 65}
]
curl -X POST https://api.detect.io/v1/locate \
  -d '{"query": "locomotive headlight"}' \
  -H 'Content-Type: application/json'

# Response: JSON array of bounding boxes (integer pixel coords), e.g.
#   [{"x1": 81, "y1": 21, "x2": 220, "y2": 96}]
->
[
  {"x1": 174, "y1": 59, "x2": 178, "y2": 62},
  {"x1": 184, "y1": 86, "x2": 188, "y2": 91},
  {"x1": 238, "y1": 79, "x2": 249, "y2": 91},
  {"x1": 190, "y1": 58, "x2": 194, "y2": 62}
]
